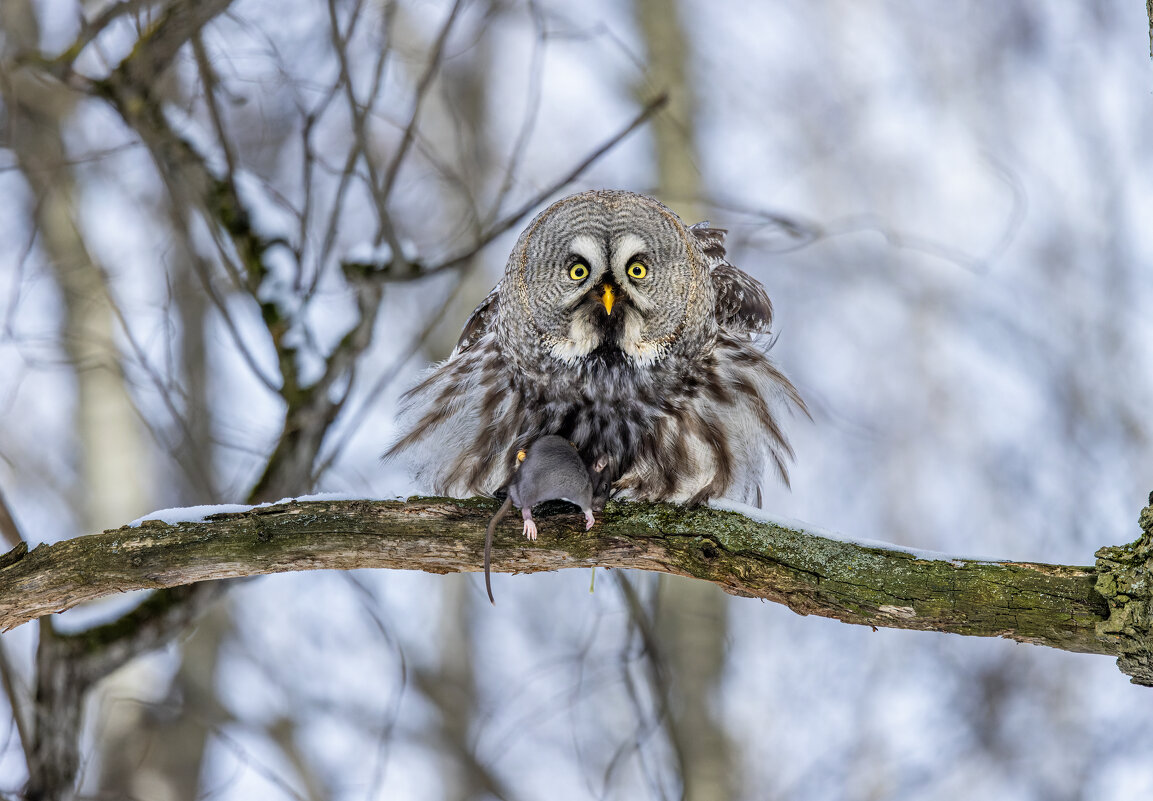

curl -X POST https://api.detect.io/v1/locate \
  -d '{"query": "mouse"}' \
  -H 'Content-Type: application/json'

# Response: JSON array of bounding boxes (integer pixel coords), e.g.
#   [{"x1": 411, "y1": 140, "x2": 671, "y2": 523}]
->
[{"x1": 484, "y1": 435, "x2": 607, "y2": 604}]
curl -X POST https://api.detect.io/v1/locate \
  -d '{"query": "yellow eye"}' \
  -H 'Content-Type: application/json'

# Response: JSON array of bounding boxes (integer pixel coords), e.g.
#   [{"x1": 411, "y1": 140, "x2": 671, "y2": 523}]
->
[
  {"x1": 627, "y1": 262, "x2": 648, "y2": 279},
  {"x1": 569, "y1": 263, "x2": 589, "y2": 281}
]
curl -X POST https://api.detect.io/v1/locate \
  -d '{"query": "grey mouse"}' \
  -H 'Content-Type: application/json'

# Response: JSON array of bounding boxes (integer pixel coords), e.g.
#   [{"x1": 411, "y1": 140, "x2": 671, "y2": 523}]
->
[{"x1": 484, "y1": 435, "x2": 607, "y2": 604}]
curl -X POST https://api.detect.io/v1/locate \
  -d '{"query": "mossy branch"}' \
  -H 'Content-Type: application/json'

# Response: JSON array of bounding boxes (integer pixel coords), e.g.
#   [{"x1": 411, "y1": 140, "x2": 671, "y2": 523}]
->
[{"x1": 5, "y1": 496, "x2": 1151, "y2": 684}]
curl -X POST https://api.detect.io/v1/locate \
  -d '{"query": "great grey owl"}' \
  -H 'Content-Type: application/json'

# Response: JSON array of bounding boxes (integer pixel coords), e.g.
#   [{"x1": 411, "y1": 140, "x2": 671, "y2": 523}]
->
[{"x1": 387, "y1": 189, "x2": 805, "y2": 505}]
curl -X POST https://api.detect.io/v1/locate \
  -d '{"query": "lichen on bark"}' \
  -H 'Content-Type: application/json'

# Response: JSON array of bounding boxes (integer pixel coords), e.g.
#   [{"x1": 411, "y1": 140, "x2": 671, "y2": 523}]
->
[{"x1": 1094, "y1": 492, "x2": 1153, "y2": 685}]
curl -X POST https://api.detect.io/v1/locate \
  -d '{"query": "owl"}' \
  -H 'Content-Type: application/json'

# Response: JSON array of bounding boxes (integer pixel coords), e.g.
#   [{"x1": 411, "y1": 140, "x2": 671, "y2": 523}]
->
[{"x1": 387, "y1": 189, "x2": 805, "y2": 506}]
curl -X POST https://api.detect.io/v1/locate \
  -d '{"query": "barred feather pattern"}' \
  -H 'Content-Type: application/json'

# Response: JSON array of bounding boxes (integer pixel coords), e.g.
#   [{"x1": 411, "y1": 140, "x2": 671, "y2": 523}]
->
[
  {"x1": 386, "y1": 191, "x2": 806, "y2": 505},
  {"x1": 390, "y1": 332, "x2": 801, "y2": 503}
]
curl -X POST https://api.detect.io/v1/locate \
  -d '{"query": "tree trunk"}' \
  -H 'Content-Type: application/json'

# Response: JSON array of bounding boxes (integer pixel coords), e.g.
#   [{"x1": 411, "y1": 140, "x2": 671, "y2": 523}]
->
[{"x1": 633, "y1": 0, "x2": 733, "y2": 795}]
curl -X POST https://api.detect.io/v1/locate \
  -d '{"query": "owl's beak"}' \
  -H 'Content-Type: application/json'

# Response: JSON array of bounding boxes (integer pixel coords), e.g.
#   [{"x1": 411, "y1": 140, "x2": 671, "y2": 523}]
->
[{"x1": 601, "y1": 284, "x2": 616, "y2": 315}]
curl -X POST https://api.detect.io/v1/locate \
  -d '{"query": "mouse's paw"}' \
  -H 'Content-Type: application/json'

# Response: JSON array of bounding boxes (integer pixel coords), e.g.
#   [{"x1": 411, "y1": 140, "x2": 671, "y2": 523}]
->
[
  {"x1": 523, "y1": 519, "x2": 538, "y2": 541},
  {"x1": 584, "y1": 510, "x2": 595, "y2": 530}
]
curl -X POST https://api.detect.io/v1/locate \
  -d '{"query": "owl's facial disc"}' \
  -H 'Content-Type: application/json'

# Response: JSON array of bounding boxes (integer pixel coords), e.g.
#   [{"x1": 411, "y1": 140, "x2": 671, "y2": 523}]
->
[
  {"x1": 510, "y1": 195, "x2": 709, "y2": 366},
  {"x1": 552, "y1": 231, "x2": 679, "y2": 365}
]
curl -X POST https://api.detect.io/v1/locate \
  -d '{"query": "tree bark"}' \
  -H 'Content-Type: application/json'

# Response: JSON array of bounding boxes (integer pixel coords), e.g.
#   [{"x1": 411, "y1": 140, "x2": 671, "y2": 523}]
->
[
  {"x1": 3, "y1": 496, "x2": 1142, "y2": 673},
  {"x1": 1147, "y1": 0, "x2": 1152, "y2": 60}
]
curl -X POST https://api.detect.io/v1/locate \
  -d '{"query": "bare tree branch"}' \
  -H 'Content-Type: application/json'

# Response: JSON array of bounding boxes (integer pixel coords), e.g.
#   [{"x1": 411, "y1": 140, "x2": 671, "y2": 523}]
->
[
  {"x1": 0, "y1": 637, "x2": 33, "y2": 774},
  {"x1": 1147, "y1": 0, "x2": 1153, "y2": 61},
  {"x1": 378, "y1": 0, "x2": 466, "y2": 209},
  {"x1": 0, "y1": 484, "x2": 24, "y2": 548},
  {"x1": 85, "y1": 0, "x2": 396, "y2": 502},
  {"x1": 2, "y1": 497, "x2": 1141, "y2": 678},
  {"x1": 118, "y1": 0, "x2": 235, "y2": 85},
  {"x1": 26, "y1": 584, "x2": 223, "y2": 800},
  {"x1": 6, "y1": 6, "x2": 244, "y2": 797},
  {"x1": 52, "y1": 0, "x2": 156, "y2": 71},
  {"x1": 247, "y1": 261, "x2": 387, "y2": 502},
  {"x1": 324, "y1": 0, "x2": 405, "y2": 275},
  {"x1": 342, "y1": 92, "x2": 670, "y2": 283}
]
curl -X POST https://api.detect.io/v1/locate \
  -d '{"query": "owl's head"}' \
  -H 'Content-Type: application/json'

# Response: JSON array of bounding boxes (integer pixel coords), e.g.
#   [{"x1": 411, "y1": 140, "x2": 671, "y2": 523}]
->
[{"x1": 499, "y1": 190, "x2": 717, "y2": 367}]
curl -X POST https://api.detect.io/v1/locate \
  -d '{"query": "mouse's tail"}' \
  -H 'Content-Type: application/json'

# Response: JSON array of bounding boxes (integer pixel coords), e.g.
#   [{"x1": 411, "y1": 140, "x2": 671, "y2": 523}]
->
[{"x1": 485, "y1": 496, "x2": 514, "y2": 605}]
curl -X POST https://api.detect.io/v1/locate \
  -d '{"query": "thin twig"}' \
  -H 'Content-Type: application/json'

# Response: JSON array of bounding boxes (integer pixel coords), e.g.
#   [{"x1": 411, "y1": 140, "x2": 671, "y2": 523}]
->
[
  {"x1": 183, "y1": 224, "x2": 282, "y2": 393},
  {"x1": 191, "y1": 33, "x2": 239, "y2": 183},
  {"x1": 51, "y1": 0, "x2": 153, "y2": 71},
  {"x1": 607, "y1": 574, "x2": 678, "y2": 800},
  {"x1": 100, "y1": 259, "x2": 219, "y2": 496},
  {"x1": 309, "y1": 273, "x2": 474, "y2": 483},
  {"x1": 325, "y1": 0, "x2": 406, "y2": 273},
  {"x1": 385, "y1": 92, "x2": 670, "y2": 283},
  {"x1": 485, "y1": 0, "x2": 548, "y2": 228},
  {"x1": 0, "y1": 484, "x2": 24, "y2": 548},
  {"x1": 377, "y1": 0, "x2": 466, "y2": 208},
  {"x1": 0, "y1": 636, "x2": 32, "y2": 772},
  {"x1": 1147, "y1": 0, "x2": 1153, "y2": 61}
]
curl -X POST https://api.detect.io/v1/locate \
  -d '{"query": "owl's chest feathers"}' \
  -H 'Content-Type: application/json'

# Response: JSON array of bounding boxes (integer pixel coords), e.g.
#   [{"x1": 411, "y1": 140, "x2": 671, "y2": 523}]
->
[
  {"x1": 415, "y1": 331, "x2": 785, "y2": 501},
  {"x1": 510, "y1": 343, "x2": 687, "y2": 414},
  {"x1": 496, "y1": 343, "x2": 712, "y2": 481}
]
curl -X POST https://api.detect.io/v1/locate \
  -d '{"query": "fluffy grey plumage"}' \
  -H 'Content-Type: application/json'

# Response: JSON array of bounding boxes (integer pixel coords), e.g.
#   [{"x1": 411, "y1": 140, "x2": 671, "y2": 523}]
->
[{"x1": 387, "y1": 189, "x2": 805, "y2": 505}]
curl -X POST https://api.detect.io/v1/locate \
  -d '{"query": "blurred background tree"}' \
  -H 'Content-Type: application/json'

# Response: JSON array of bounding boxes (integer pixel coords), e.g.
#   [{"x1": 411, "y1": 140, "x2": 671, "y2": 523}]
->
[{"x1": 0, "y1": 1, "x2": 1151, "y2": 799}]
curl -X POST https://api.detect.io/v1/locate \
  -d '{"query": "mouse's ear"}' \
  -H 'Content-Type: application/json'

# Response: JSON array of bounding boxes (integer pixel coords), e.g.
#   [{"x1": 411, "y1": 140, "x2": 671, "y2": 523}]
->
[{"x1": 592, "y1": 456, "x2": 609, "y2": 473}]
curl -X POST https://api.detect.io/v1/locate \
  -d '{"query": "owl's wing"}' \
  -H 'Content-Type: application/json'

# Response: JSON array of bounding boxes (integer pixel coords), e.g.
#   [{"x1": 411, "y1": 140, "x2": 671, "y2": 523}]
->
[
  {"x1": 455, "y1": 283, "x2": 501, "y2": 354},
  {"x1": 690, "y1": 222, "x2": 774, "y2": 336},
  {"x1": 712, "y1": 263, "x2": 775, "y2": 335},
  {"x1": 688, "y1": 222, "x2": 728, "y2": 263}
]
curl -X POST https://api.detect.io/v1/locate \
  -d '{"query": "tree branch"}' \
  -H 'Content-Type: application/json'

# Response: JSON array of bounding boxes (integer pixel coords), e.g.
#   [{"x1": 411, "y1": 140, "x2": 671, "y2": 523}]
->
[
  {"x1": 344, "y1": 93, "x2": 670, "y2": 283},
  {"x1": 1093, "y1": 494, "x2": 1153, "y2": 685},
  {"x1": 26, "y1": 585, "x2": 222, "y2": 799},
  {"x1": 118, "y1": 0, "x2": 236, "y2": 86},
  {"x1": 1147, "y1": 0, "x2": 1153, "y2": 61},
  {"x1": 2, "y1": 498, "x2": 1135, "y2": 669}
]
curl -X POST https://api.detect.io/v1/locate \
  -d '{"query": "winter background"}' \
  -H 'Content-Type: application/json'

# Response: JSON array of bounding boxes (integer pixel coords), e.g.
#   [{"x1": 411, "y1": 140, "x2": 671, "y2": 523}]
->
[{"x1": 1, "y1": 1, "x2": 1152, "y2": 799}]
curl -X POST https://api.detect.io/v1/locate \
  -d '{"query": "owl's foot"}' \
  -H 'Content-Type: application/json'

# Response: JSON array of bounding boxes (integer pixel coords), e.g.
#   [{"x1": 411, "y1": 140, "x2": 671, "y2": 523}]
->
[
  {"x1": 585, "y1": 510, "x2": 595, "y2": 530},
  {"x1": 523, "y1": 518, "x2": 538, "y2": 541}
]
